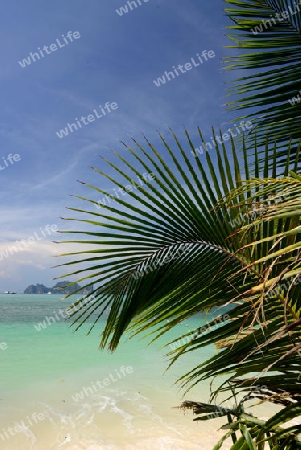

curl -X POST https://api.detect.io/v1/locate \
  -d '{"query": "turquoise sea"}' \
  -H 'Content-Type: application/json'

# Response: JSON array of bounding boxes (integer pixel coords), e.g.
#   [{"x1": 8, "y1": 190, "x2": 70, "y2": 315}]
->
[{"x1": 0, "y1": 295, "x2": 275, "y2": 450}]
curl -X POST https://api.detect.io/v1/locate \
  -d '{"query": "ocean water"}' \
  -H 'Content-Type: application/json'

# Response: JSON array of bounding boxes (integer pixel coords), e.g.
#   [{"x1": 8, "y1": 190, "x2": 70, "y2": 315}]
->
[{"x1": 0, "y1": 295, "x2": 275, "y2": 450}]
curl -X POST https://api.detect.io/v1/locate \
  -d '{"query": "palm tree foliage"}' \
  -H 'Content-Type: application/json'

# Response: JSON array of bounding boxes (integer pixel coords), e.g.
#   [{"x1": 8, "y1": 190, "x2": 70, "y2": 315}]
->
[
  {"x1": 177, "y1": 173, "x2": 301, "y2": 448},
  {"x1": 58, "y1": 129, "x2": 301, "y2": 448},
  {"x1": 57, "y1": 1, "x2": 301, "y2": 447},
  {"x1": 224, "y1": 0, "x2": 301, "y2": 147}
]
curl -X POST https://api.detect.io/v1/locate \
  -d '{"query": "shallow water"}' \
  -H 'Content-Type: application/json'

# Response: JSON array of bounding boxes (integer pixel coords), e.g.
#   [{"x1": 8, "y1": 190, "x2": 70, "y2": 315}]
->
[{"x1": 0, "y1": 294, "x2": 276, "y2": 449}]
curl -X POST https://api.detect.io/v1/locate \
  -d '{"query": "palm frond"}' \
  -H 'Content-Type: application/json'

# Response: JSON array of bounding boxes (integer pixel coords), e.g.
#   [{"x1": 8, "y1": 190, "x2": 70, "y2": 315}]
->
[
  {"x1": 58, "y1": 128, "x2": 301, "y2": 448},
  {"x1": 224, "y1": 0, "x2": 301, "y2": 147}
]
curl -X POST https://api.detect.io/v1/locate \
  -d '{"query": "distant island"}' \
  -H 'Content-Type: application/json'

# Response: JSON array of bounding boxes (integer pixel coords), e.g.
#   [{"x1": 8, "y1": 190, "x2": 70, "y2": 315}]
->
[{"x1": 24, "y1": 281, "x2": 93, "y2": 295}]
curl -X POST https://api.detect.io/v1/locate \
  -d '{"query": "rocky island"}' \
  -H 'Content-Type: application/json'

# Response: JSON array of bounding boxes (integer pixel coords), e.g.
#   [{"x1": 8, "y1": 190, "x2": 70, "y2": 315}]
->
[{"x1": 24, "y1": 281, "x2": 93, "y2": 295}]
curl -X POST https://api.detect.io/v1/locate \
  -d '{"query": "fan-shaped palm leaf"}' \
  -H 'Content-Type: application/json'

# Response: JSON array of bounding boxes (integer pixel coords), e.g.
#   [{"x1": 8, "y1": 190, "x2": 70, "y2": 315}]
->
[{"x1": 57, "y1": 129, "x2": 300, "y2": 448}]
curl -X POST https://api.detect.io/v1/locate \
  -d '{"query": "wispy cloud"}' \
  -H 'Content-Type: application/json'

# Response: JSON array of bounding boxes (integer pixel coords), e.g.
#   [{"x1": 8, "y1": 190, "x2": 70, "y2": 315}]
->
[{"x1": 0, "y1": 0, "x2": 226, "y2": 290}]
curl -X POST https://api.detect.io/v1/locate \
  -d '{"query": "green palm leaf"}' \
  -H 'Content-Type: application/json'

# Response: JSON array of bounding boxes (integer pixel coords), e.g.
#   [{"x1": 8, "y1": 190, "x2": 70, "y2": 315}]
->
[
  {"x1": 58, "y1": 129, "x2": 301, "y2": 448},
  {"x1": 224, "y1": 0, "x2": 301, "y2": 147}
]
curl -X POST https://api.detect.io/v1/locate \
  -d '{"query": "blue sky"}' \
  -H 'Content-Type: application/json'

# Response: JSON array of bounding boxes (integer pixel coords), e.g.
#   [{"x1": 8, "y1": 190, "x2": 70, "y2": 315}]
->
[{"x1": 0, "y1": 0, "x2": 237, "y2": 292}]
